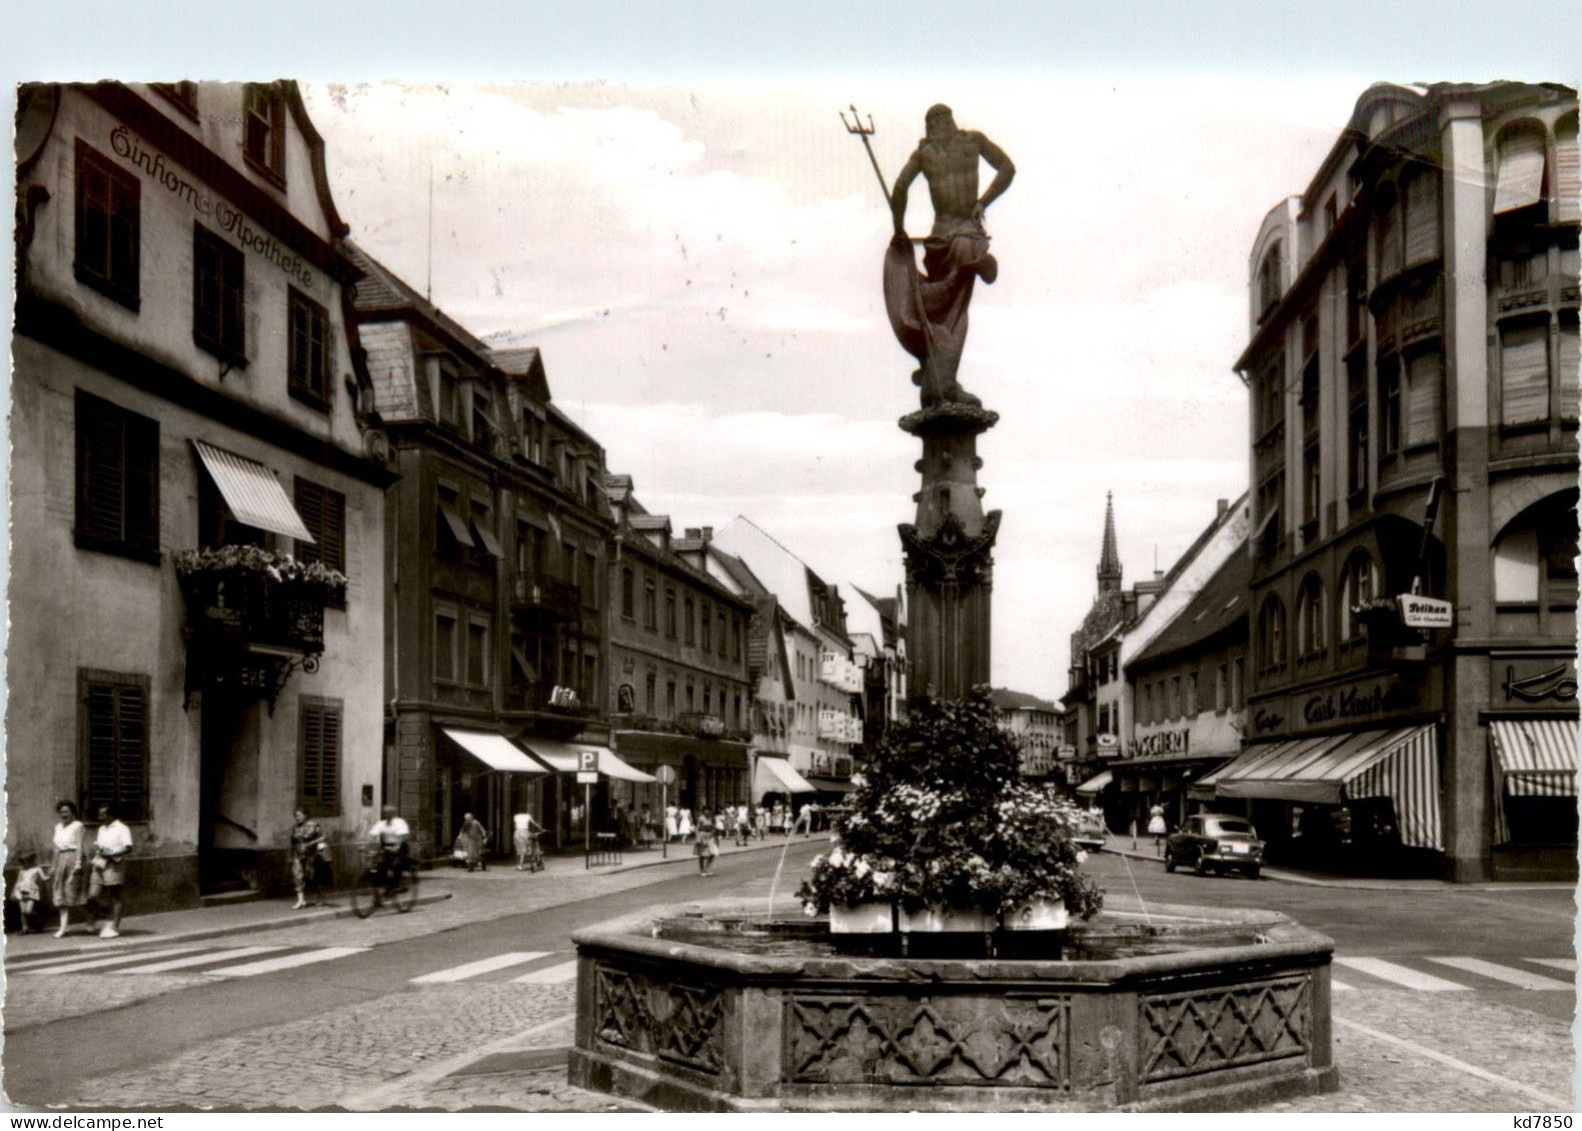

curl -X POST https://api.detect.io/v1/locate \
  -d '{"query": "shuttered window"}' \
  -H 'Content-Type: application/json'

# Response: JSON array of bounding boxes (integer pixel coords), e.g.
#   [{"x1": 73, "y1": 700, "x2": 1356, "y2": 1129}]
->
[
  {"x1": 75, "y1": 391, "x2": 160, "y2": 560},
  {"x1": 1559, "y1": 320, "x2": 1579, "y2": 421},
  {"x1": 80, "y1": 671, "x2": 149, "y2": 820},
  {"x1": 1403, "y1": 170, "x2": 1440, "y2": 265},
  {"x1": 1405, "y1": 351, "x2": 1443, "y2": 447},
  {"x1": 294, "y1": 478, "x2": 346, "y2": 575},
  {"x1": 288, "y1": 288, "x2": 330, "y2": 409},
  {"x1": 298, "y1": 698, "x2": 342, "y2": 816},
  {"x1": 1375, "y1": 191, "x2": 1402, "y2": 279},
  {"x1": 1556, "y1": 119, "x2": 1579, "y2": 223},
  {"x1": 1501, "y1": 323, "x2": 1550, "y2": 426},
  {"x1": 1494, "y1": 130, "x2": 1546, "y2": 215},
  {"x1": 73, "y1": 140, "x2": 140, "y2": 308}
]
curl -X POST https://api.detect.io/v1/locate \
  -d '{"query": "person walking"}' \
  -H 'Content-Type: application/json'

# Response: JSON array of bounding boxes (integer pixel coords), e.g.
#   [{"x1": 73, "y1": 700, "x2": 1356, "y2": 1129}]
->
[
  {"x1": 677, "y1": 807, "x2": 694, "y2": 843},
  {"x1": 10, "y1": 851, "x2": 47, "y2": 933},
  {"x1": 49, "y1": 801, "x2": 88, "y2": 938},
  {"x1": 90, "y1": 803, "x2": 133, "y2": 938},
  {"x1": 513, "y1": 810, "x2": 542, "y2": 871},
  {"x1": 712, "y1": 808, "x2": 727, "y2": 847},
  {"x1": 694, "y1": 811, "x2": 717, "y2": 876},
  {"x1": 735, "y1": 803, "x2": 750, "y2": 847},
  {"x1": 458, "y1": 812, "x2": 488, "y2": 872},
  {"x1": 664, "y1": 804, "x2": 678, "y2": 843},
  {"x1": 290, "y1": 810, "x2": 327, "y2": 909},
  {"x1": 1147, "y1": 803, "x2": 1168, "y2": 857}
]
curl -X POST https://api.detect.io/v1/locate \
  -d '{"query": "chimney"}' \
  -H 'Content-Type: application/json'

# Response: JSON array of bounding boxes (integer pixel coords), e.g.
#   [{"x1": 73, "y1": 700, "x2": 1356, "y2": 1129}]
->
[
  {"x1": 1154, "y1": 570, "x2": 1163, "y2": 581},
  {"x1": 1216, "y1": 498, "x2": 1229, "y2": 519},
  {"x1": 684, "y1": 527, "x2": 701, "y2": 540},
  {"x1": 701, "y1": 526, "x2": 713, "y2": 540}
]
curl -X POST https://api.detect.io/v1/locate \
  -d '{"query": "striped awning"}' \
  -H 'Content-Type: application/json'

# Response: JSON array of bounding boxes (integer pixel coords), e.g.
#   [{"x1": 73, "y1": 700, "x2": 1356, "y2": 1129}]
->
[
  {"x1": 522, "y1": 739, "x2": 657, "y2": 784},
  {"x1": 754, "y1": 756, "x2": 816, "y2": 797},
  {"x1": 1213, "y1": 726, "x2": 1442, "y2": 851},
  {"x1": 1075, "y1": 770, "x2": 1113, "y2": 796},
  {"x1": 441, "y1": 727, "x2": 544, "y2": 774},
  {"x1": 1490, "y1": 718, "x2": 1579, "y2": 846},
  {"x1": 192, "y1": 441, "x2": 314, "y2": 542}
]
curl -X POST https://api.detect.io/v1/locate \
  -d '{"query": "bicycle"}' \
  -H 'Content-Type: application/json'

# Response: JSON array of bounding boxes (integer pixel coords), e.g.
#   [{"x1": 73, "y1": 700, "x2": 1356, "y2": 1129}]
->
[
  {"x1": 516, "y1": 830, "x2": 545, "y2": 873},
  {"x1": 350, "y1": 851, "x2": 420, "y2": 918}
]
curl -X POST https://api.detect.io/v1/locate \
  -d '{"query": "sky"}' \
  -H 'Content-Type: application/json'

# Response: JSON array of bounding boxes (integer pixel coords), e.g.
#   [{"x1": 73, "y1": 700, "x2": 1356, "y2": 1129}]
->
[
  {"x1": 296, "y1": 77, "x2": 1359, "y2": 699},
  {"x1": 4, "y1": 0, "x2": 1577, "y2": 706}
]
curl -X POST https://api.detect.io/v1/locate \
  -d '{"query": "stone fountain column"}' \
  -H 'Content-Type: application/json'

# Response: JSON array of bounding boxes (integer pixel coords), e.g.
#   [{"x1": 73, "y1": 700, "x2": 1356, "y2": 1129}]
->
[{"x1": 899, "y1": 401, "x2": 1000, "y2": 699}]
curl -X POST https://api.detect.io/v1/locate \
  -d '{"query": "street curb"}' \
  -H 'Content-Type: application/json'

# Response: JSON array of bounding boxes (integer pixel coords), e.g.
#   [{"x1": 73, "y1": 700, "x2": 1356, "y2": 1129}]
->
[
  {"x1": 4, "y1": 891, "x2": 454, "y2": 961},
  {"x1": 1098, "y1": 845, "x2": 1575, "y2": 891},
  {"x1": 604, "y1": 834, "x2": 829, "y2": 875}
]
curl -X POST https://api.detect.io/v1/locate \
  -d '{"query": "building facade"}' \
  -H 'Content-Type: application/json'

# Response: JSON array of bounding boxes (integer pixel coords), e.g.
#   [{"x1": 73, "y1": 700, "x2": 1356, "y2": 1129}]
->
[
  {"x1": 603, "y1": 489, "x2": 755, "y2": 819},
  {"x1": 1229, "y1": 82, "x2": 1578, "y2": 881},
  {"x1": 11, "y1": 82, "x2": 391, "y2": 907},
  {"x1": 351, "y1": 245, "x2": 614, "y2": 857},
  {"x1": 989, "y1": 689, "x2": 1064, "y2": 779}
]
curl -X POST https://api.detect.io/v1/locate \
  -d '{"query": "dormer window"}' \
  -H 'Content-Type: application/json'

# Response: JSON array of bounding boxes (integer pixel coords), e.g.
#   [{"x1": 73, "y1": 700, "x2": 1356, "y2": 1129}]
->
[
  {"x1": 243, "y1": 83, "x2": 286, "y2": 186},
  {"x1": 437, "y1": 366, "x2": 458, "y2": 427},
  {"x1": 471, "y1": 389, "x2": 493, "y2": 454}
]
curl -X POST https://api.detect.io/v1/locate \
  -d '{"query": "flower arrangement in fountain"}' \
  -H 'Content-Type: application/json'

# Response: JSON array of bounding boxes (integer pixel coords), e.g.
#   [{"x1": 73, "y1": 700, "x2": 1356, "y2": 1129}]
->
[
  {"x1": 174, "y1": 545, "x2": 348, "y2": 598},
  {"x1": 798, "y1": 686, "x2": 1102, "y2": 922}
]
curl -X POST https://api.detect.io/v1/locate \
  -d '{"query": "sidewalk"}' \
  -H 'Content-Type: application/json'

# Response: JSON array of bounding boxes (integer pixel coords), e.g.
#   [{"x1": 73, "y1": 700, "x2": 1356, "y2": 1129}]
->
[
  {"x1": 2, "y1": 832, "x2": 823, "y2": 961},
  {"x1": 1100, "y1": 840, "x2": 1575, "y2": 891}
]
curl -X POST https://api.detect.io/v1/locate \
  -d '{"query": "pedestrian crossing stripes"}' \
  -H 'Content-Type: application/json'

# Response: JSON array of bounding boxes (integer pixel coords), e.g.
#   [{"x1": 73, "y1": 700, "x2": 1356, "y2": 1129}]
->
[
  {"x1": 1528, "y1": 958, "x2": 1577, "y2": 973},
  {"x1": 1331, "y1": 956, "x2": 1471, "y2": 991},
  {"x1": 511, "y1": 960, "x2": 579, "y2": 985},
  {"x1": 10, "y1": 943, "x2": 368, "y2": 979},
  {"x1": 114, "y1": 945, "x2": 289, "y2": 974},
  {"x1": 207, "y1": 947, "x2": 366, "y2": 977},
  {"x1": 1425, "y1": 955, "x2": 1575, "y2": 992},
  {"x1": 409, "y1": 952, "x2": 551, "y2": 984},
  {"x1": 24, "y1": 944, "x2": 212, "y2": 976}
]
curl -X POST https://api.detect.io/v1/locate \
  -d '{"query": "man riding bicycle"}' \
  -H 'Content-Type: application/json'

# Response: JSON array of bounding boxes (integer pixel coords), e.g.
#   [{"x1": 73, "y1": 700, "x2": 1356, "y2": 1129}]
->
[{"x1": 367, "y1": 805, "x2": 411, "y2": 891}]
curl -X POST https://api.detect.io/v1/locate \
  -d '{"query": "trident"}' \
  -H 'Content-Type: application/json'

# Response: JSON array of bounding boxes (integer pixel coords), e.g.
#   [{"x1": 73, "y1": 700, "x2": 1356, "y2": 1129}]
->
[{"x1": 840, "y1": 104, "x2": 937, "y2": 361}]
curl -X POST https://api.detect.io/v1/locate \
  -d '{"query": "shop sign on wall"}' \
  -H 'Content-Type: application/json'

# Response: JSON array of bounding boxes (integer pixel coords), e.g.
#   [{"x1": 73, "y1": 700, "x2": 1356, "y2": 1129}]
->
[
  {"x1": 1499, "y1": 660, "x2": 1578, "y2": 704},
  {"x1": 1132, "y1": 729, "x2": 1190, "y2": 758},
  {"x1": 1301, "y1": 678, "x2": 1415, "y2": 726}
]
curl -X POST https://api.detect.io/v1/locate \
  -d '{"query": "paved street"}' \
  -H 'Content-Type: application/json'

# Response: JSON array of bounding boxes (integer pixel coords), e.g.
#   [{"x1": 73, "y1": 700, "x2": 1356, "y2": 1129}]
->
[{"x1": 2, "y1": 838, "x2": 1574, "y2": 1112}]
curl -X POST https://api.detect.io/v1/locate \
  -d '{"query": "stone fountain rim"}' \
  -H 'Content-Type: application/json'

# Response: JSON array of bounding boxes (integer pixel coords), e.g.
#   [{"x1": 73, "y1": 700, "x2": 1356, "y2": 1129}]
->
[{"x1": 571, "y1": 896, "x2": 1335, "y2": 984}]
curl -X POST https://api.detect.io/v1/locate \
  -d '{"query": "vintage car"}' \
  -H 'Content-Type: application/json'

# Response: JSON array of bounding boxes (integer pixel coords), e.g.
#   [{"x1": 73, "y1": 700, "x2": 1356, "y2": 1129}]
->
[
  {"x1": 1163, "y1": 812, "x2": 1264, "y2": 878},
  {"x1": 1072, "y1": 812, "x2": 1108, "y2": 852}
]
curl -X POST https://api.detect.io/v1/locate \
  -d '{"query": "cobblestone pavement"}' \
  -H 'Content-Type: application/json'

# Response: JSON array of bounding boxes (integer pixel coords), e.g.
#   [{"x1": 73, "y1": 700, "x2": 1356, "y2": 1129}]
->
[
  {"x1": 3, "y1": 973, "x2": 211, "y2": 1032},
  {"x1": 64, "y1": 983, "x2": 578, "y2": 1110}
]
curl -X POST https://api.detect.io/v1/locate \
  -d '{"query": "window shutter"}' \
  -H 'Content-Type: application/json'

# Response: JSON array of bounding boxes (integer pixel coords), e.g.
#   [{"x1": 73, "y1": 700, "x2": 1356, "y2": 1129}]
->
[
  {"x1": 322, "y1": 489, "x2": 345, "y2": 573},
  {"x1": 1404, "y1": 171, "x2": 1440, "y2": 265},
  {"x1": 319, "y1": 709, "x2": 340, "y2": 810},
  {"x1": 1501, "y1": 324, "x2": 1550, "y2": 425},
  {"x1": 295, "y1": 480, "x2": 323, "y2": 563},
  {"x1": 1376, "y1": 196, "x2": 1402, "y2": 278},
  {"x1": 115, "y1": 687, "x2": 147, "y2": 815},
  {"x1": 1494, "y1": 131, "x2": 1546, "y2": 214},
  {"x1": 1559, "y1": 322, "x2": 1579, "y2": 421},
  {"x1": 123, "y1": 414, "x2": 159, "y2": 553},
  {"x1": 1556, "y1": 122, "x2": 1579, "y2": 223},
  {"x1": 1405, "y1": 351, "x2": 1443, "y2": 446},
  {"x1": 85, "y1": 684, "x2": 120, "y2": 808},
  {"x1": 80, "y1": 407, "x2": 126, "y2": 542},
  {"x1": 300, "y1": 702, "x2": 341, "y2": 813}
]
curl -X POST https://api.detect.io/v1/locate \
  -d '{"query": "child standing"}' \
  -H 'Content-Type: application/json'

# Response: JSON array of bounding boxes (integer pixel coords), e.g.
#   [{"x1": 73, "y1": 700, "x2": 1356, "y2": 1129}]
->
[{"x1": 10, "y1": 851, "x2": 47, "y2": 933}]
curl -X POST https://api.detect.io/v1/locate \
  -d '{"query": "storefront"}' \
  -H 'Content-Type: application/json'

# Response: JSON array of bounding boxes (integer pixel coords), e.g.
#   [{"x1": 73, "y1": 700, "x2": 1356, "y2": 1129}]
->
[
  {"x1": 519, "y1": 737, "x2": 656, "y2": 847},
  {"x1": 609, "y1": 730, "x2": 751, "y2": 822},
  {"x1": 434, "y1": 727, "x2": 549, "y2": 859},
  {"x1": 1109, "y1": 752, "x2": 1237, "y2": 834},
  {"x1": 1488, "y1": 717, "x2": 1579, "y2": 879}
]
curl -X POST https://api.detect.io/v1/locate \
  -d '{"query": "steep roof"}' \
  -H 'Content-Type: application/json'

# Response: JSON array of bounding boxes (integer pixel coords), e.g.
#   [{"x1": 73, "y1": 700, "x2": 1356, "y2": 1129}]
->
[
  {"x1": 1128, "y1": 541, "x2": 1251, "y2": 672},
  {"x1": 344, "y1": 241, "x2": 492, "y2": 359},
  {"x1": 1097, "y1": 491, "x2": 1122, "y2": 587},
  {"x1": 712, "y1": 517, "x2": 823, "y2": 631}
]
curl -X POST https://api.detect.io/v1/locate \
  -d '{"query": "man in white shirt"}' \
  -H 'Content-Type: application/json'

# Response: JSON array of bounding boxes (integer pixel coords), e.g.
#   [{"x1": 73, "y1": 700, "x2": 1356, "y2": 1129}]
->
[
  {"x1": 367, "y1": 805, "x2": 411, "y2": 889},
  {"x1": 92, "y1": 804, "x2": 134, "y2": 938}
]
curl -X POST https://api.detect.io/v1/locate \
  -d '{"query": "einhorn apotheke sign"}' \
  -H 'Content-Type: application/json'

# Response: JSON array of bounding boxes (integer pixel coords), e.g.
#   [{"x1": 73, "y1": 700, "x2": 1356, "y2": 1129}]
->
[{"x1": 108, "y1": 126, "x2": 315, "y2": 288}]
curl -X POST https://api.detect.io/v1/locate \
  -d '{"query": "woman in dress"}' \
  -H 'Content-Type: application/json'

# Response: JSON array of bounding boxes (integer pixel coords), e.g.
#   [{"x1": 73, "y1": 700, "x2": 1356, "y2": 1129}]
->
[
  {"x1": 1147, "y1": 803, "x2": 1168, "y2": 856},
  {"x1": 663, "y1": 804, "x2": 678, "y2": 843},
  {"x1": 290, "y1": 810, "x2": 327, "y2": 909},
  {"x1": 50, "y1": 801, "x2": 88, "y2": 938},
  {"x1": 458, "y1": 812, "x2": 489, "y2": 871},
  {"x1": 677, "y1": 808, "x2": 694, "y2": 843},
  {"x1": 694, "y1": 811, "x2": 717, "y2": 876}
]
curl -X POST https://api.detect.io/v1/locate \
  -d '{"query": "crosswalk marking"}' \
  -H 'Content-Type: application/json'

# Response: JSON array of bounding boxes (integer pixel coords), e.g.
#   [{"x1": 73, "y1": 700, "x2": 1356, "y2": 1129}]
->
[
  {"x1": 1331, "y1": 979, "x2": 1355, "y2": 993},
  {"x1": 511, "y1": 960, "x2": 579, "y2": 985},
  {"x1": 410, "y1": 952, "x2": 551, "y2": 984},
  {"x1": 114, "y1": 945, "x2": 288, "y2": 975},
  {"x1": 24, "y1": 945, "x2": 211, "y2": 977},
  {"x1": 205, "y1": 947, "x2": 367, "y2": 978},
  {"x1": 1527, "y1": 958, "x2": 1577, "y2": 973},
  {"x1": 1426, "y1": 956, "x2": 1575, "y2": 991},
  {"x1": 1332, "y1": 956, "x2": 1471, "y2": 991}
]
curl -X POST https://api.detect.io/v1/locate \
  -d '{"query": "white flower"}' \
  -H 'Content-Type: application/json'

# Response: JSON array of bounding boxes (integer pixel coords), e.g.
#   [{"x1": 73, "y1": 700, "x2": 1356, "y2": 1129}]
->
[
  {"x1": 803, "y1": 901, "x2": 818, "y2": 917},
  {"x1": 1076, "y1": 850, "x2": 1089, "y2": 864}
]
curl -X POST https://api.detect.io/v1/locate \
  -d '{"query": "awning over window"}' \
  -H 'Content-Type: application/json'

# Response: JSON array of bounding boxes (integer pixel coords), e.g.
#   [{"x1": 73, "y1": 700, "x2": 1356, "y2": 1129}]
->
[
  {"x1": 1212, "y1": 725, "x2": 1442, "y2": 851},
  {"x1": 472, "y1": 520, "x2": 505, "y2": 558},
  {"x1": 437, "y1": 504, "x2": 474, "y2": 547},
  {"x1": 1491, "y1": 718, "x2": 1579, "y2": 845},
  {"x1": 804, "y1": 776, "x2": 855, "y2": 795},
  {"x1": 1075, "y1": 770, "x2": 1113, "y2": 796},
  {"x1": 521, "y1": 738, "x2": 657, "y2": 784},
  {"x1": 754, "y1": 756, "x2": 816, "y2": 797},
  {"x1": 441, "y1": 727, "x2": 545, "y2": 774},
  {"x1": 192, "y1": 441, "x2": 314, "y2": 542}
]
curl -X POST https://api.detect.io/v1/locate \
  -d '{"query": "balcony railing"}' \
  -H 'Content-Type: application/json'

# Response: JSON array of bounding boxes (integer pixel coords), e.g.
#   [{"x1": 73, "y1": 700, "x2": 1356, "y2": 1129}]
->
[
  {"x1": 179, "y1": 561, "x2": 332, "y2": 654},
  {"x1": 510, "y1": 575, "x2": 582, "y2": 623},
  {"x1": 506, "y1": 678, "x2": 596, "y2": 716}
]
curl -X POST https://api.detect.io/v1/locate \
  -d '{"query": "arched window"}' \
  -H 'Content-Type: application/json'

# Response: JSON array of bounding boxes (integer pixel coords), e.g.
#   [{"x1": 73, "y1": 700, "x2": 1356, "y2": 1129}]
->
[
  {"x1": 1258, "y1": 241, "x2": 1283, "y2": 315},
  {"x1": 1295, "y1": 573, "x2": 1327, "y2": 657},
  {"x1": 1494, "y1": 489, "x2": 1579, "y2": 638},
  {"x1": 1339, "y1": 551, "x2": 1380, "y2": 643},
  {"x1": 1257, "y1": 595, "x2": 1287, "y2": 673}
]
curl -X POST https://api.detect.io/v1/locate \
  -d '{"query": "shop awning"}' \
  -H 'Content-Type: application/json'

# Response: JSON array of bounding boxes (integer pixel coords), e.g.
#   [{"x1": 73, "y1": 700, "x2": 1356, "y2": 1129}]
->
[
  {"x1": 441, "y1": 727, "x2": 545, "y2": 774},
  {"x1": 754, "y1": 756, "x2": 816, "y2": 796},
  {"x1": 192, "y1": 441, "x2": 314, "y2": 542},
  {"x1": 1491, "y1": 718, "x2": 1579, "y2": 844},
  {"x1": 1213, "y1": 726, "x2": 1442, "y2": 851},
  {"x1": 1075, "y1": 770, "x2": 1113, "y2": 795},
  {"x1": 805, "y1": 777, "x2": 855, "y2": 794},
  {"x1": 521, "y1": 739, "x2": 657, "y2": 783}
]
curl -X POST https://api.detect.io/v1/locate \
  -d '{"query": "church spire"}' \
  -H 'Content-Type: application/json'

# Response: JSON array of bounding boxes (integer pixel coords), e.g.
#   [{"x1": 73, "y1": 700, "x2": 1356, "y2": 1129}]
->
[{"x1": 1097, "y1": 491, "x2": 1122, "y2": 592}]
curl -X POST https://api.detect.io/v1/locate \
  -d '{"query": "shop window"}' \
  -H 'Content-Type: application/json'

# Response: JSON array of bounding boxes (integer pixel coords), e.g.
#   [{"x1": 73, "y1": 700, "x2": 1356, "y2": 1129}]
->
[
  {"x1": 1501, "y1": 321, "x2": 1550, "y2": 426},
  {"x1": 294, "y1": 478, "x2": 346, "y2": 576},
  {"x1": 298, "y1": 697, "x2": 341, "y2": 817},
  {"x1": 287, "y1": 288, "x2": 330, "y2": 409},
  {"x1": 75, "y1": 391, "x2": 160, "y2": 562},
  {"x1": 243, "y1": 83, "x2": 287, "y2": 184},
  {"x1": 1296, "y1": 573, "x2": 1327, "y2": 657},
  {"x1": 74, "y1": 140, "x2": 140, "y2": 309},
  {"x1": 193, "y1": 225, "x2": 246, "y2": 365},
  {"x1": 79, "y1": 669, "x2": 149, "y2": 821}
]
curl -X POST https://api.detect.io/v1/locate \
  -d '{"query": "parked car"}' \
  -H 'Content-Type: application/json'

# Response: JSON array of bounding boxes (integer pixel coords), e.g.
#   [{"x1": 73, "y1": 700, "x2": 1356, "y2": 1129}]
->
[
  {"x1": 1072, "y1": 812, "x2": 1107, "y2": 852},
  {"x1": 1164, "y1": 813, "x2": 1264, "y2": 879}
]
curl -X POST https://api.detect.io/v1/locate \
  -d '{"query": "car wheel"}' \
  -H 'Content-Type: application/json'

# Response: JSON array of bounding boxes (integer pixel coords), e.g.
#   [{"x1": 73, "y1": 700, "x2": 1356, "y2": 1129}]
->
[
  {"x1": 1246, "y1": 865, "x2": 1261, "y2": 880},
  {"x1": 1193, "y1": 852, "x2": 1209, "y2": 876},
  {"x1": 1164, "y1": 851, "x2": 1176, "y2": 873}
]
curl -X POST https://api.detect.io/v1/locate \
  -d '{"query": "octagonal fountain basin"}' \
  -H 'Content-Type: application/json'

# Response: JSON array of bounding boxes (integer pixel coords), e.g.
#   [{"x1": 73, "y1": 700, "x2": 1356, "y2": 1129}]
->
[{"x1": 568, "y1": 898, "x2": 1339, "y2": 1112}]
